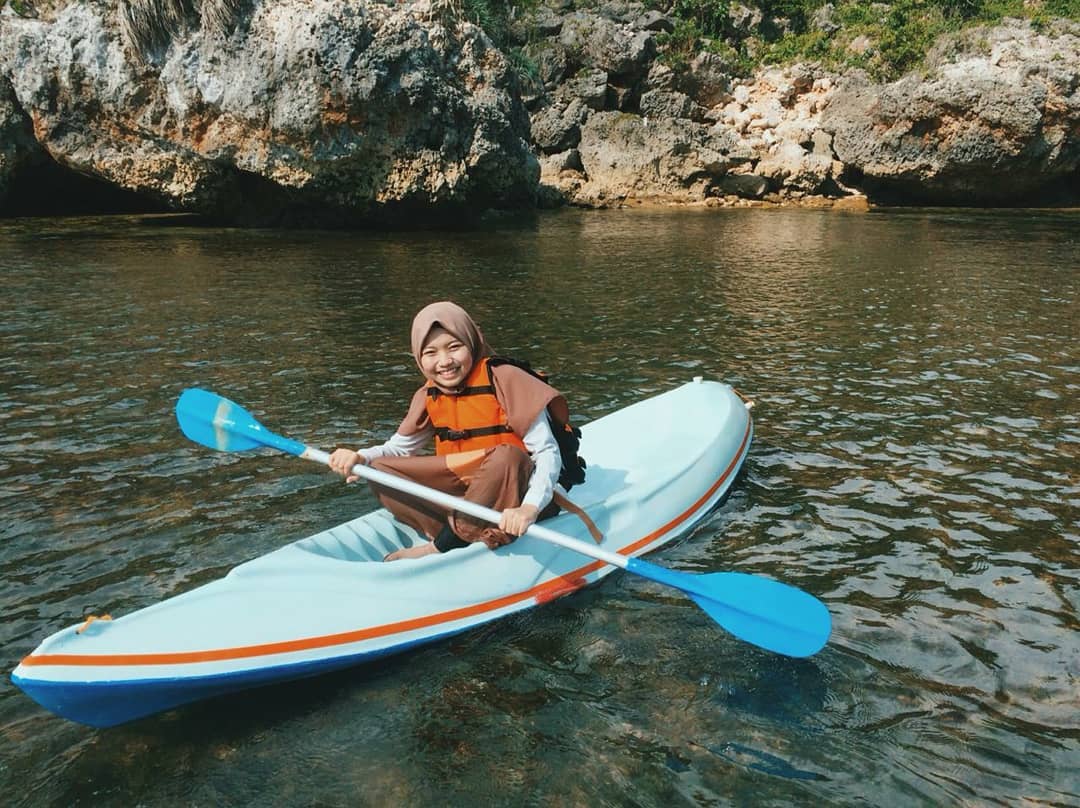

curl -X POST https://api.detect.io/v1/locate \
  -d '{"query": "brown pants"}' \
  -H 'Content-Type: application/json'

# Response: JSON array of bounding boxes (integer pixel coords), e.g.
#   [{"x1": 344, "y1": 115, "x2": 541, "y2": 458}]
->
[{"x1": 369, "y1": 445, "x2": 553, "y2": 548}]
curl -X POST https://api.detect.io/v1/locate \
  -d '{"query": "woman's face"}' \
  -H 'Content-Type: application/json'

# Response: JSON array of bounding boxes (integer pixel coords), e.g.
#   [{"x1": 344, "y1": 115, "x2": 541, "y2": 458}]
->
[{"x1": 419, "y1": 327, "x2": 474, "y2": 390}]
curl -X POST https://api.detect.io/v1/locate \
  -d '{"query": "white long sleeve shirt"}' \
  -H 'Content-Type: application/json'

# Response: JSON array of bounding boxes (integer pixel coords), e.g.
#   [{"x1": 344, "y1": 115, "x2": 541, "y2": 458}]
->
[{"x1": 359, "y1": 411, "x2": 562, "y2": 511}]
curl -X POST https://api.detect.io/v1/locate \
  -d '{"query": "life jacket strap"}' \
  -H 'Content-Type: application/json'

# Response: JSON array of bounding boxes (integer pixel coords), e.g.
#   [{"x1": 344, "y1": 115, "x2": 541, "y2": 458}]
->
[
  {"x1": 427, "y1": 384, "x2": 496, "y2": 400},
  {"x1": 433, "y1": 424, "x2": 515, "y2": 442}
]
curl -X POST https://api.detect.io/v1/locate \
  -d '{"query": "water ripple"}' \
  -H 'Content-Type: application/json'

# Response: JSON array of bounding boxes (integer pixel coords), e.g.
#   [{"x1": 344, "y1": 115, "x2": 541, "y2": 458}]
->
[{"x1": 0, "y1": 210, "x2": 1077, "y2": 806}]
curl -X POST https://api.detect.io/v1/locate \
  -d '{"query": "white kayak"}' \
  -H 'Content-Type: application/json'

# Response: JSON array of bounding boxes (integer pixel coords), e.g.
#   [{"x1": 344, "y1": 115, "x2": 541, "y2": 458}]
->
[{"x1": 12, "y1": 378, "x2": 753, "y2": 727}]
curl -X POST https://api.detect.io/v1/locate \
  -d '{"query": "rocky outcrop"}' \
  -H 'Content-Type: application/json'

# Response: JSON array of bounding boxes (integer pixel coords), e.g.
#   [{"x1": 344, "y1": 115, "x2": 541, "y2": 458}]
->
[
  {"x1": 527, "y1": 5, "x2": 1079, "y2": 208},
  {"x1": 524, "y1": 3, "x2": 852, "y2": 206},
  {"x1": 542, "y1": 110, "x2": 750, "y2": 206},
  {"x1": 533, "y1": 30, "x2": 848, "y2": 206},
  {"x1": 822, "y1": 20, "x2": 1080, "y2": 202},
  {"x1": 1, "y1": 1, "x2": 1077, "y2": 219},
  {"x1": 0, "y1": 0, "x2": 539, "y2": 224}
]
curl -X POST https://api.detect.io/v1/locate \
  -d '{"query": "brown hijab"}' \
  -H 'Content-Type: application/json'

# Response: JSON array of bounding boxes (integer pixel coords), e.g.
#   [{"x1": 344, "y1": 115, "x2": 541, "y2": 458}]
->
[
  {"x1": 397, "y1": 302, "x2": 561, "y2": 438},
  {"x1": 409, "y1": 301, "x2": 493, "y2": 369}
]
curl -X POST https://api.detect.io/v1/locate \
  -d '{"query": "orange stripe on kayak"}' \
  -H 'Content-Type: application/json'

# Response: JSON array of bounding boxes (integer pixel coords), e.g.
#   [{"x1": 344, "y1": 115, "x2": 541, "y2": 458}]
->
[
  {"x1": 533, "y1": 575, "x2": 589, "y2": 605},
  {"x1": 20, "y1": 584, "x2": 553, "y2": 667},
  {"x1": 21, "y1": 417, "x2": 751, "y2": 669}
]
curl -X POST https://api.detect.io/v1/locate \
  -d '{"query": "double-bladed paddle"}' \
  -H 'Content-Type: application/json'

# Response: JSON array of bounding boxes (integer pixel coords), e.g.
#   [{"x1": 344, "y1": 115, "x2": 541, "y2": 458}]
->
[{"x1": 175, "y1": 388, "x2": 831, "y2": 658}]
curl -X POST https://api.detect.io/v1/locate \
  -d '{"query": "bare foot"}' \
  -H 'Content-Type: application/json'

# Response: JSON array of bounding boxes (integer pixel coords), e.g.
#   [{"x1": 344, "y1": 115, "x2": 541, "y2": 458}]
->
[{"x1": 384, "y1": 541, "x2": 439, "y2": 562}]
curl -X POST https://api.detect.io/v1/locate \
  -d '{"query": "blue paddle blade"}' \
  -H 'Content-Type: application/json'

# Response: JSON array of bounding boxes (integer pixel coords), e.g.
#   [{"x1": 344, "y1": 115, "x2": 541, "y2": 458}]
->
[
  {"x1": 175, "y1": 389, "x2": 307, "y2": 456},
  {"x1": 627, "y1": 559, "x2": 831, "y2": 658},
  {"x1": 688, "y1": 572, "x2": 831, "y2": 658}
]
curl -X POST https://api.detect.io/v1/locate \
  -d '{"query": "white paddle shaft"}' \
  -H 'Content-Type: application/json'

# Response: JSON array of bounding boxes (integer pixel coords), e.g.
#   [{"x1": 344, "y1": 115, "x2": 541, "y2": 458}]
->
[{"x1": 300, "y1": 447, "x2": 629, "y2": 570}]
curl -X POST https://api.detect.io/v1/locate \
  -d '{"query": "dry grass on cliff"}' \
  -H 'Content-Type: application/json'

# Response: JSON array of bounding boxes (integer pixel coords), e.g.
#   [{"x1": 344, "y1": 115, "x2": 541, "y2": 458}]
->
[{"x1": 119, "y1": 0, "x2": 248, "y2": 57}]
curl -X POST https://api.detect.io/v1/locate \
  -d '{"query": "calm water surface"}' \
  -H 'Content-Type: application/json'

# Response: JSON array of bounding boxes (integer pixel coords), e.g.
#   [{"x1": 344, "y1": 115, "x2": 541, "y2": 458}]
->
[{"x1": 1, "y1": 208, "x2": 1077, "y2": 806}]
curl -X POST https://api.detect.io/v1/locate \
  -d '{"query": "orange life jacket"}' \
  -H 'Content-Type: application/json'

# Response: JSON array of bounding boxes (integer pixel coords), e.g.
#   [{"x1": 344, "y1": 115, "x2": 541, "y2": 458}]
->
[{"x1": 425, "y1": 357, "x2": 527, "y2": 456}]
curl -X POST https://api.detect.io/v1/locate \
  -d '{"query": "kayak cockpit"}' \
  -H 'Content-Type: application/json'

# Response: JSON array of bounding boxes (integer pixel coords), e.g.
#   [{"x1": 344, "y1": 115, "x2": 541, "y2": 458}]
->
[
  {"x1": 289, "y1": 509, "x2": 427, "y2": 562},
  {"x1": 279, "y1": 461, "x2": 633, "y2": 565}
]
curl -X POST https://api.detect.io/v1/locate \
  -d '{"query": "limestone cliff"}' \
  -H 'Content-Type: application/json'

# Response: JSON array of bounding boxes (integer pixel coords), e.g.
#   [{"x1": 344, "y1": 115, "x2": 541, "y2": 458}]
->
[
  {"x1": 0, "y1": 0, "x2": 538, "y2": 224},
  {"x1": 526, "y1": 4, "x2": 1079, "y2": 208},
  {"x1": 1, "y1": 1, "x2": 1077, "y2": 221}
]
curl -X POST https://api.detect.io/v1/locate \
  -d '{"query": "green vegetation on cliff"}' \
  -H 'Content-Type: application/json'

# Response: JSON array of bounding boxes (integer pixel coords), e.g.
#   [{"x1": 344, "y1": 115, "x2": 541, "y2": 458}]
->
[
  {"x1": 457, "y1": 0, "x2": 1079, "y2": 83},
  {"x1": 659, "y1": 0, "x2": 1080, "y2": 78}
]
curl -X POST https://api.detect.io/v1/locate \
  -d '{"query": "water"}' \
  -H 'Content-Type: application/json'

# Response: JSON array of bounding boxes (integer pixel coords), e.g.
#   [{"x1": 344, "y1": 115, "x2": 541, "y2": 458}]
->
[{"x1": 1, "y1": 208, "x2": 1076, "y2": 806}]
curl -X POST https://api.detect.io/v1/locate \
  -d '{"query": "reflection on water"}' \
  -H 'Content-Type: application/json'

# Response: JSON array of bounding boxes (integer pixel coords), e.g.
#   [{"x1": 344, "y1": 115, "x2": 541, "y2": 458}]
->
[{"x1": 1, "y1": 209, "x2": 1077, "y2": 806}]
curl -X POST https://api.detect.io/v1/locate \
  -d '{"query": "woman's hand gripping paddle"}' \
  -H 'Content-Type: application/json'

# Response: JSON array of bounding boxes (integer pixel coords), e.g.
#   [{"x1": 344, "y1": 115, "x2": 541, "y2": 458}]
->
[{"x1": 175, "y1": 388, "x2": 831, "y2": 658}]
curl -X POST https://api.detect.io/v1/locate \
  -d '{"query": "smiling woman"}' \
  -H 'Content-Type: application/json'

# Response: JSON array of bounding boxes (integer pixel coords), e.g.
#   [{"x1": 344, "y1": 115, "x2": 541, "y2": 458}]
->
[{"x1": 327, "y1": 301, "x2": 570, "y2": 557}]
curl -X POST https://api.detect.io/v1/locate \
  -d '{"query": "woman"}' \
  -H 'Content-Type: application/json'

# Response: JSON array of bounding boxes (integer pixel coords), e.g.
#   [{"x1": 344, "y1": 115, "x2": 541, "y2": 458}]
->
[{"x1": 328, "y1": 301, "x2": 565, "y2": 561}]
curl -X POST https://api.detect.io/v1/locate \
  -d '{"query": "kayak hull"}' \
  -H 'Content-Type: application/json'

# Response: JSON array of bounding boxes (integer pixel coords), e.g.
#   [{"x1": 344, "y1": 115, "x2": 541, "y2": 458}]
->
[
  {"x1": 12, "y1": 636, "x2": 439, "y2": 729},
  {"x1": 12, "y1": 379, "x2": 753, "y2": 727}
]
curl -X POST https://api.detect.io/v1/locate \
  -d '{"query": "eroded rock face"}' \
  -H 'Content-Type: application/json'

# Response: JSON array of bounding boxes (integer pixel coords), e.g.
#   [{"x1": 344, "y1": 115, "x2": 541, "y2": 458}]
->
[
  {"x1": 556, "y1": 10, "x2": 654, "y2": 82},
  {"x1": 0, "y1": 0, "x2": 539, "y2": 224},
  {"x1": 529, "y1": 7, "x2": 1079, "y2": 207},
  {"x1": 551, "y1": 111, "x2": 751, "y2": 205},
  {"x1": 2, "y1": 1, "x2": 1077, "y2": 218},
  {"x1": 822, "y1": 20, "x2": 1080, "y2": 202},
  {"x1": 525, "y1": 6, "x2": 851, "y2": 206},
  {"x1": 537, "y1": 56, "x2": 844, "y2": 204}
]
